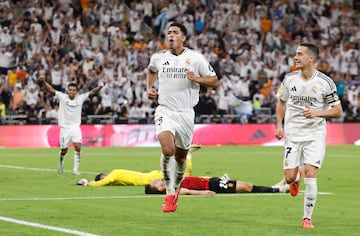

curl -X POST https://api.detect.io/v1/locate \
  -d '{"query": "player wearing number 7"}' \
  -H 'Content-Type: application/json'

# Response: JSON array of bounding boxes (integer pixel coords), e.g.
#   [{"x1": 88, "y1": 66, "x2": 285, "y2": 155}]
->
[{"x1": 275, "y1": 43, "x2": 342, "y2": 229}]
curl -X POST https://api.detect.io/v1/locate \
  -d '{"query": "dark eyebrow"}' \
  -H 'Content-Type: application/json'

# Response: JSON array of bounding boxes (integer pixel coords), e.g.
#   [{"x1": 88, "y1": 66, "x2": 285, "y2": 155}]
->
[{"x1": 168, "y1": 28, "x2": 180, "y2": 34}]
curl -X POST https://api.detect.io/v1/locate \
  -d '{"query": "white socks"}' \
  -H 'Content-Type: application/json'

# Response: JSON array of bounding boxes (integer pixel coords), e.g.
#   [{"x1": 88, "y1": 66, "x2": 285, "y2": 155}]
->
[
  {"x1": 303, "y1": 178, "x2": 317, "y2": 219},
  {"x1": 174, "y1": 160, "x2": 186, "y2": 192},
  {"x1": 161, "y1": 154, "x2": 175, "y2": 194},
  {"x1": 160, "y1": 153, "x2": 186, "y2": 194},
  {"x1": 73, "y1": 151, "x2": 81, "y2": 172}
]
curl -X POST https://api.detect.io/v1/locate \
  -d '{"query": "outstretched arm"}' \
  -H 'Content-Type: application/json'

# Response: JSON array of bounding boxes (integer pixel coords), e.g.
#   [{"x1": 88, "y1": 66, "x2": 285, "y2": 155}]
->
[
  {"x1": 76, "y1": 177, "x2": 112, "y2": 187},
  {"x1": 89, "y1": 78, "x2": 107, "y2": 97},
  {"x1": 39, "y1": 76, "x2": 56, "y2": 95},
  {"x1": 180, "y1": 188, "x2": 216, "y2": 196}
]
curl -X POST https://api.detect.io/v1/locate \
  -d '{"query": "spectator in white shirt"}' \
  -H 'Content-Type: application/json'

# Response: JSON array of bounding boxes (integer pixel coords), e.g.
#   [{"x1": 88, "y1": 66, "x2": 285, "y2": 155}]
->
[
  {"x1": 99, "y1": 86, "x2": 113, "y2": 115},
  {"x1": 24, "y1": 85, "x2": 39, "y2": 109}
]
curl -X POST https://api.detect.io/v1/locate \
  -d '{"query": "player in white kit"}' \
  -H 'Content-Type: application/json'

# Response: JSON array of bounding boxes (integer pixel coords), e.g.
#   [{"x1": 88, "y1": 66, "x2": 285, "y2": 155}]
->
[
  {"x1": 275, "y1": 43, "x2": 343, "y2": 229},
  {"x1": 146, "y1": 22, "x2": 219, "y2": 212},
  {"x1": 39, "y1": 76, "x2": 106, "y2": 175}
]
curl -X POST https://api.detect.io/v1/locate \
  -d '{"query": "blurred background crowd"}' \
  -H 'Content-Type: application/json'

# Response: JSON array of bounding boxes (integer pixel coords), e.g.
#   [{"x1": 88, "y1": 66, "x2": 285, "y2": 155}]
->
[{"x1": 0, "y1": 0, "x2": 359, "y2": 125}]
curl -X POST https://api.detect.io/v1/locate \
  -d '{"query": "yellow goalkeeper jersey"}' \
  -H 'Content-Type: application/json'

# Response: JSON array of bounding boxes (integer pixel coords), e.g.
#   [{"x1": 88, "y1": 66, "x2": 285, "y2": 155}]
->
[
  {"x1": 88, "y1": 169, "x2": 163, "y2": 186},
  {"x1": 87, "y1": 157, "x2": 192, "y2": 187}
]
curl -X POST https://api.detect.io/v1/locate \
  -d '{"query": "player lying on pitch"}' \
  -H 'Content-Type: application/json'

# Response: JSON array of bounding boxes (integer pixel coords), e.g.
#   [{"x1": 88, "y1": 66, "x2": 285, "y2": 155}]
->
[
  {"x1": 76, "y1": 144, "x2": 288, "y2": 194},
  {"x1": 75, "y1": 144, "x2": 201, "y2": 186},
  {"x1": 145, "y1": 175, "x2": 289, "y2": 195}
]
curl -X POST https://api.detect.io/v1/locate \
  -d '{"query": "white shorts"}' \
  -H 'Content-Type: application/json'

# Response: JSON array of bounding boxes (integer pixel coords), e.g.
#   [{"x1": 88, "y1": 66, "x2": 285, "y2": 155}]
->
[
  {"x1": 154, "y1": 106, "x2": 194, "y2": 150},
  {"x1": 59, "y1": 126, "x2": 82, "y2": 149},
  {"x1": 283, "y1": 138, "x2": 325, "y2": 169}
]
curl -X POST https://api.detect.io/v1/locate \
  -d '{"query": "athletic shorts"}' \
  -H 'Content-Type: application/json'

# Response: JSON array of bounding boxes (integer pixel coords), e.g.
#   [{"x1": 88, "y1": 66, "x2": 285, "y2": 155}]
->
[
  {"x1": 154, "y1": 105, "x2": 194, "y2": 149},
  {"x1": 209, "y1": 177, "x2": 237, "y2": 193},
  {"x1": 283, "y1": 138, "x2": 325, "y2": 169},
  {"x1": 59, "y1": 126, "x2": 82, "y2": 149}
]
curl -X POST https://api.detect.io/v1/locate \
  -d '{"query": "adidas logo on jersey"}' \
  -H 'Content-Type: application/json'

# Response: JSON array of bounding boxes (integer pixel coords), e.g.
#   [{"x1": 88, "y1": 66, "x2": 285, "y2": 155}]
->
[
  {"x1": 163, "y1": 61, "x2": 170, "y2": 66},
  {"x1": 290, "y1": 86, "x2": 297, "y2": 91}
]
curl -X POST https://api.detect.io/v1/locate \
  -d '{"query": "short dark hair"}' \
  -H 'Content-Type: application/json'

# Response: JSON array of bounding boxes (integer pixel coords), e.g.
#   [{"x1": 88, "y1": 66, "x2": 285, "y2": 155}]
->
[
  {"x1": 94, "y1": 173, "x2": 106, "y2": 181},
  {"x1": 67, "y1": 82, "x2": 77, "y2": 89},
  {"x1": 169, "y1": 22, "x2": 187, "y2": 36},
  {"x1": 300, "y1": 43, "x2": 319, "y2": 62},
  {"x1": 144, "y1": 184, "x2": 165, "y2": 194}
]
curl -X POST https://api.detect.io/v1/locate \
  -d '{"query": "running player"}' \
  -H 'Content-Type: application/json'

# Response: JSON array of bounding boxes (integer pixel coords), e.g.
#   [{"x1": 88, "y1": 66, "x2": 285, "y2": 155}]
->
[
  {"x1": 146, "y1": 22, "x2": 219, "y2": 212},
  {"x1": 275, "y1": 43, "x2": 342, "y2": 228}
]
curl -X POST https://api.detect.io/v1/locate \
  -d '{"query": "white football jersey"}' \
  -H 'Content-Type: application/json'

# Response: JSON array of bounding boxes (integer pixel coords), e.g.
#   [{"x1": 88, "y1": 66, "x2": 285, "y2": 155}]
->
[
  {"x1": 55, "y1": 91, "x2": 89, "y2": 128},
  {"x1": 277, "y1": 70, "x2": 340, "y2": 141},
  {"x1": 148, "y1": 48, "x2": 216, "y2": 110}
]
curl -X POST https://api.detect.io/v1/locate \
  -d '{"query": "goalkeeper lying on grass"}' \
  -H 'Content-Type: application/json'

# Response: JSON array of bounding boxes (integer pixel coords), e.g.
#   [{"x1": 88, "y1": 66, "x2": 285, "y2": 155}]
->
[
  {"x1": 76, "y1": 144, "x2": 201, "y2": 186},
  {"x1": 76, "y1": 144, "x2": 289, "y2": 194}
]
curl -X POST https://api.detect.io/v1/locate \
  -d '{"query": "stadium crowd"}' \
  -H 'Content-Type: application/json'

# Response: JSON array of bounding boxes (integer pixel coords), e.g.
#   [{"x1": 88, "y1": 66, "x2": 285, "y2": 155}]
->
[{"x1": 0, "y1": 0, "x2": 359, "y2": 125}]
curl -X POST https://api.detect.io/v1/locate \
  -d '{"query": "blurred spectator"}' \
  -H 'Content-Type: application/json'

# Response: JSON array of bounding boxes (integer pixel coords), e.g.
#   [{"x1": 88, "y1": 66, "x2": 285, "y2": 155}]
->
[
  {"x1": 10, "y1": 85, "x2": 24, "y2": 113},
  {"x1": 140, "y1": 99, "x2": 154, "y2": 123},
  {"x1": 128, "y1": 99, "x2": 142, "y2": 123},
  {"x1": 0, "y1": 26, "x2": 12, "y2": 46},
  {"x1": 7, "y1": 68, "x2": 18, "y2": 88},
  {"x1": 347, "y1": 84, "x2": 360, "y2": 116},
  {"x1": 26, "y1": 108, "x2": 39, "y2": 124},
  {"x1": 0, "y1": 82, "x2": 11, "y2": 108},
  {"x1": 154, "y1": 6, "x2": 168, "y2": 36},
  {"x1": 0, "y1": 0, "x2": 358, "y2": 125},
  {"x1": 45, "y1": 103, "x2": 59, "y2": 121},
  {"x1": 49, "y1": 63, "x2": 63, "y2": 91},
  {"x1": 340, "y1": 93, "x2": 354, "y2": 122},
  {"x1": 84, "y1": 95, "x2": 101, "y2": 116},
  {"x1": 0, "y1": 98, "x2": 6, "y2": 118},
  {"x1": 0, "y1": 45, "x2": 16, "y2": 75},
  {"x1": 24, "y1": 85, "x2": 39, "y2": 111},
  {"x1": 217, "y1": 89, "x2": 231, "y2": 115},
  {"x1": 99, "y1": 86, "x2": 113, "y2": 115},
  {"x1": 334, "y1": 73, "x2": 346, "y2": 100}
]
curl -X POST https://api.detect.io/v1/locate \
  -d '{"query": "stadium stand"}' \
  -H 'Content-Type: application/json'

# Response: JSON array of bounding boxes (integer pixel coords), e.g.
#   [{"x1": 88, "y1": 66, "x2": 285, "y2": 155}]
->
[{"x1": 0, "y1": 0, "x2": 359, "y2": 125}]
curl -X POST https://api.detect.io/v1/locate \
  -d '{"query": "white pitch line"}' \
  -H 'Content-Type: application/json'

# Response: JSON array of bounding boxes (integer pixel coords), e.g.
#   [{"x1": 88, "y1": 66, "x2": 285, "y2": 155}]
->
[
  {"x1": 0, "y1": 191, "x2": 332, "y2": 202},
  {"x1": 0, "y1": 196, "x2": 160, "y2": 201},
  {"x1": 0, "y1": 164, "x2": 97, "y2": 175},
  {"x1": 0, "y1": 165, "x2": 333, "y2": 199},
  {"x1": 0, "y1": 216, "x2": 99, "y2": 236},
  {"x1": 0, "y1": 165, "x2": 333, "y2": 200}
]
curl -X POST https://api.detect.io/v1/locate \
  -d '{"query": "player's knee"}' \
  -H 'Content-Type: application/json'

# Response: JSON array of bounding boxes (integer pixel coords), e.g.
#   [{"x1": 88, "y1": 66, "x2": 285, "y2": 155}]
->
[
  {"x1": 284, "y1": 173, "x2": 296, "y2": 184},
  {"x1": 304, "y1": 165, "x2": 318, "y2": 178},
  {"x1": 60, "y1": 149, "x2": 68, "y2": 156},
  {"x1": 74, "y1": 143, "x2": 81, "y2": 152},
  {"x1": 175, "y1": 156, "x2": 186, "y2": 163},
  {"x1": 285, "y1": 177, "x2": 295, "y2": 184},
  {"x1": 284, "y1": 168, "x2": 300, "y2": 184},
  {"x1": 162, "y1": 146, "x2": 175, "y2": 156}
]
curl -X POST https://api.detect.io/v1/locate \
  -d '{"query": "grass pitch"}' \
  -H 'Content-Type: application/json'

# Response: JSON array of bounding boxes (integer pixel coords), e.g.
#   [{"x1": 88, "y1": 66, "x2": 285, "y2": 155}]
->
[{"x1": 0, "y1": 145, "x2": 359, "y2": 236}]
